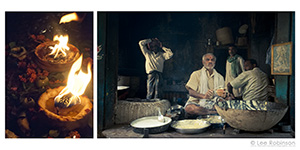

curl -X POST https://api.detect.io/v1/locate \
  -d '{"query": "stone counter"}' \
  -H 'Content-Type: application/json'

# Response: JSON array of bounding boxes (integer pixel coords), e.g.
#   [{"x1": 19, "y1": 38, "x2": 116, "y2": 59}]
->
[{"x1": 102, "y1": 125, "x2": 294, "y2": 138}]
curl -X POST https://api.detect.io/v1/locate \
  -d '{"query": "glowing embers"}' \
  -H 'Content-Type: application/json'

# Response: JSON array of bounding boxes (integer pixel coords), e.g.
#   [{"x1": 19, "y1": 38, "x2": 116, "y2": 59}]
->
[{"x1": 54, "y1": 55, "x2": 92, "y2": 108}]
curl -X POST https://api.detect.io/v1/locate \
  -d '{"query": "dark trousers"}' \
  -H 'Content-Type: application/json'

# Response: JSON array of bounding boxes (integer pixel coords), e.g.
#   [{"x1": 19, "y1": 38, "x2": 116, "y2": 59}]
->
[{"x1": 146, "y1": 71, "x2": 162, "y2": 99}]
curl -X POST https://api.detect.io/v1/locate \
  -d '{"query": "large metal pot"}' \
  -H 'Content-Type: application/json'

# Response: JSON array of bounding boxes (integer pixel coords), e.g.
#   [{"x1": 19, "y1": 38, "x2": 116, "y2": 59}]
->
[
  {"x1": 130, "y1": 116, "x2": 172, "y2": 134},
  {"x1": 215, "y1": 100, "x2": 288, "y2": 132}
]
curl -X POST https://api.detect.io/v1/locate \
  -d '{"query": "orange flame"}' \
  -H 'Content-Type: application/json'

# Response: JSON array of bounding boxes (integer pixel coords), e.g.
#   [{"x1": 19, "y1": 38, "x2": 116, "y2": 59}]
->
[
  {"x1": 54, "y1": 55, "x2": 92, "y2": 107},
  {"x1": 59, "y1": 13, "x2": 79, "y2": 24},
  {"x1": 48, "y1": 35, "x2": 70, "y2": 58}
]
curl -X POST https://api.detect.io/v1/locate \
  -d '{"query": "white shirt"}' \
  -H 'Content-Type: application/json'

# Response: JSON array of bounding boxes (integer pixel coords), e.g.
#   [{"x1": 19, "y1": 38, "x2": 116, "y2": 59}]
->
[
  {"x1": 139, "y1": 39, "x2": 173, "y2": 74},
  {"x1": 185, "y1": 67, "x2": 225, "y2": 103},
  {"x1": 230, "y1": 67, "x2": 269, "y2": 101}
]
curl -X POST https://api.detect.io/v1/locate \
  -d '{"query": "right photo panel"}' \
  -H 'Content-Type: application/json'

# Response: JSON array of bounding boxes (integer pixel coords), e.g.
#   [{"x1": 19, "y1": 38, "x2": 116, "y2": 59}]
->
[{"x1": 97, "y1": 12, "x2": 295, "y2": 139}]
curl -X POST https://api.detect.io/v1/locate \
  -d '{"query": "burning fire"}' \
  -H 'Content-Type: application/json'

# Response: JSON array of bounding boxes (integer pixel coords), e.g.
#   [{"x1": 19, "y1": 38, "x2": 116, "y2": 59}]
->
[
  {"x1": 48, "y1": 13, "x2": 82, "y2": 58},
  {"x1": 59, "y1": 12, "x2": 79, "y2": 24},
  {"x1": 54, "y1": 54, "x2": 92, "y2": 108},
  {"x1": 48, "y1": 35, "x2": 70, "y2": 58}
]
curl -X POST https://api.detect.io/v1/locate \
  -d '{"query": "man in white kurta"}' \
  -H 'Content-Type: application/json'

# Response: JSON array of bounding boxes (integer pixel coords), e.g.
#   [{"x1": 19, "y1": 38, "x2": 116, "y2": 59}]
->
[
  {"x1": 225, "y1": 45, "x2": 245, "y2": 97},
  {"x1": 139, "y1": 38, "x2": 173, "y2": 99},
  {"x1": 228, "y1": 59, "x2": 269, "y2": 101},
  {"x1": 184, "y1": 53, "x2": 225, "y2": 115}
]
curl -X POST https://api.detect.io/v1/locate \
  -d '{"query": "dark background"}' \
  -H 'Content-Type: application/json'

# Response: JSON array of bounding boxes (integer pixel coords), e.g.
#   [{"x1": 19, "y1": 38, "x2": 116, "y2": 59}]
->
[
  {"x1": 111, "y1": 12, "x2": 275, "y2": 98},
  {"x1": 5, "y1": 12, "x2": 93, "y2": 53}
]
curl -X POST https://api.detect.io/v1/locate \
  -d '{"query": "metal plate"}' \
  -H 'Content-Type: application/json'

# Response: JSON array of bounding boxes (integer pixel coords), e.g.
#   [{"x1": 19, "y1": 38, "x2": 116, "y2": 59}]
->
[
  {"x1": 131, "y1": 116, "x2": 171, "y2": 128},
  {"x1": 171, "y1": 119, "x2": 211, "y2": 134}
]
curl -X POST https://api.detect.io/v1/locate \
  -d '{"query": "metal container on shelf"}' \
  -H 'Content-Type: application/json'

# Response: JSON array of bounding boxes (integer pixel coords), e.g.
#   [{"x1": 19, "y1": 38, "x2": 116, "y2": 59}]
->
[{"x1": 216, "y1": 27, "x2": 234, "y2": 45}]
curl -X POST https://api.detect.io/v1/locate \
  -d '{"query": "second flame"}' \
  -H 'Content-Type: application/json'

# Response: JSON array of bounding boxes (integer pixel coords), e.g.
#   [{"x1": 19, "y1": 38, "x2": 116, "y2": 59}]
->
[{"x1": 54, "y1": 54, "x2": 92, "y2": 108}]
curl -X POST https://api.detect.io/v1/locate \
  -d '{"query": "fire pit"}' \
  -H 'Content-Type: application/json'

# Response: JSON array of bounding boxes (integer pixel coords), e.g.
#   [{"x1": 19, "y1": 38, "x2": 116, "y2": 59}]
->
[
  {"x1": 34, "y1": 40, "x2": 80, "y2": 72},
  {"x1": 38, "y1": 86, "x2": 93, "y2": 131}
]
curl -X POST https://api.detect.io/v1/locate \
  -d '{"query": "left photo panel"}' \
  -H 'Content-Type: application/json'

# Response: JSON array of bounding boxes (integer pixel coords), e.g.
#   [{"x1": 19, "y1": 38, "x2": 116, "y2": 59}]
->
[{"x1": 5, "y1": 12, "x2": 94, "y2": 138}]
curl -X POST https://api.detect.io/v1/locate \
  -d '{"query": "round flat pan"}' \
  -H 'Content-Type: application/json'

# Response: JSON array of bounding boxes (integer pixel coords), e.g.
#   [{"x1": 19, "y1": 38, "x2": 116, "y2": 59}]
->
[
  {"x1": 130, "y1": 116, "x2": 172, "y2": 134},
  {"x1": 171, "y1": 119, "x2": 211, "y2": 134}
]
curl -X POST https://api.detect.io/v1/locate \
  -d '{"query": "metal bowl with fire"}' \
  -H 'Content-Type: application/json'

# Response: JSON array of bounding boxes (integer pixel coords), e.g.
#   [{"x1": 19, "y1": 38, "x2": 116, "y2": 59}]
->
[
  {"x1": 33, "y1": 13, "x2": 82, "y2": 72},
  {"x1": 215, "y1": 100, "x2": 288, "y2": 132},
  {"x1": 38, "y1": 54, "x2": 93, "y2": 131}
]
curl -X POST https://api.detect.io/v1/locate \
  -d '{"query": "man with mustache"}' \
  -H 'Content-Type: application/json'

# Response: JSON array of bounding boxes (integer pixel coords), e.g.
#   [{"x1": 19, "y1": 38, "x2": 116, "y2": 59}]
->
[
  {"x1": 139, "y1": 38, "x2": 173, "y2": 100},
  {"x1": 184, "y1": 53, "x2": 225, "y2": 116}
]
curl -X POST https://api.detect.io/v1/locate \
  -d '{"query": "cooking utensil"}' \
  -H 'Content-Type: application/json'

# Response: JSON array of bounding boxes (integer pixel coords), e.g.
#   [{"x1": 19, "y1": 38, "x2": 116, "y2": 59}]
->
[
  {"x1": 157, "y1": 107, "x2": 165, "y2": 123},
  {"x1": 165, "y1": 105, "x2": 185, "y2": 121},
  {"x1": 215, "y1": 100, "x2": 288, "y2": 132},
  {"x1": 171, "y1": 119, "x2": 211, "y2": 134},
  {"x1": 130, "y1": 116, "x2": 172, "y2": 134}
]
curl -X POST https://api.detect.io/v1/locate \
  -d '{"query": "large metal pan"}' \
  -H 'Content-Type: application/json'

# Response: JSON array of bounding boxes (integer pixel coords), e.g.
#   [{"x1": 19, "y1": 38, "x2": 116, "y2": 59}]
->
[
  {"x1": 130, "y1": 116, "x2": 172, "y2": 134},
  {"x1": 171, "y1": 119, "x2": 211, "y2": 134},
  {"x1": 215, "y1": 100, "x2": 288, "y2": 132}
]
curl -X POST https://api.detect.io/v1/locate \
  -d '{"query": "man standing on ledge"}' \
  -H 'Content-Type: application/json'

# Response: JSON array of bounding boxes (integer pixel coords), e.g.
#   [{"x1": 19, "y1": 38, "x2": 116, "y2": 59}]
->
[{"x1": 139, "y1": 38, "x2": 173, "y2": 100}]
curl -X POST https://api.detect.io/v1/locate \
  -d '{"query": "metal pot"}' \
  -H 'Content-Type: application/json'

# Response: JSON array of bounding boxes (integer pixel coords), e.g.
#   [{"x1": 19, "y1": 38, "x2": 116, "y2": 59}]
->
[{"x1": 130, "y1": 116, "x2": 172, "y2": 134}]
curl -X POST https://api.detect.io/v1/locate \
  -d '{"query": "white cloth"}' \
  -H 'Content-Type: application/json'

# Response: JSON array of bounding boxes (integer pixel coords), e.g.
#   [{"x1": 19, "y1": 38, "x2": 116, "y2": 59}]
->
[
  {"x1": 200, "y1": 67, "x2": 224, "y2": 94},
  {"x1": 185, "y1": 67, "x2": 225, "y2": 105},
  {"x1": 139, "y1": 39, "x2": 173, "y2": 74},
  {"x1": 230, "y1": 67, "x2": 269, "y2": 101}
]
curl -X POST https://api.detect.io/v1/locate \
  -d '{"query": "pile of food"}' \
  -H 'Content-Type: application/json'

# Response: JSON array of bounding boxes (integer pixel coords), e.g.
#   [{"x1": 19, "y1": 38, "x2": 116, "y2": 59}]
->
[{"x1": 171, "y1": 119, "x2": 211, "y2": 134}]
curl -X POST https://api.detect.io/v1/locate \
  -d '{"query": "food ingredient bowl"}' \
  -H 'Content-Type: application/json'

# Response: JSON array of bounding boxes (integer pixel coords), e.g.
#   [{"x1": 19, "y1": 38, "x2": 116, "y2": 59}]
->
[
  {"x1": 215, "y1": 100, "x2": 288, "y2": 132},
  {"x1": 171, "y1": 119, "x2": 211, "y2": 134}
]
